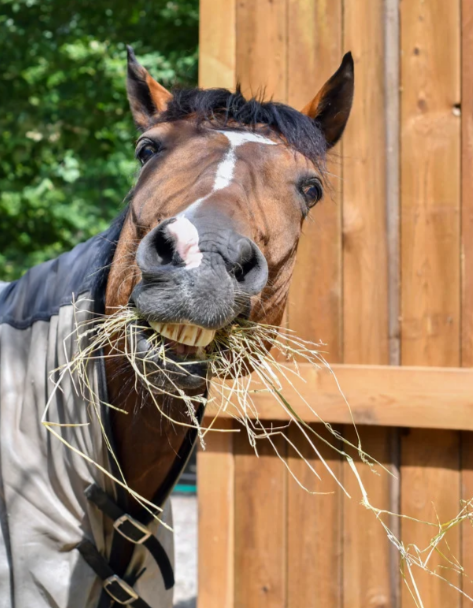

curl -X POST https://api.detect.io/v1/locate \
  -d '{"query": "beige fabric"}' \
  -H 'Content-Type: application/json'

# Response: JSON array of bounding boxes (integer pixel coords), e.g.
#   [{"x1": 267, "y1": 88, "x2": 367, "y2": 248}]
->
[{"x1": 0, "y1": 295, "x2": 173, "y2": 608}]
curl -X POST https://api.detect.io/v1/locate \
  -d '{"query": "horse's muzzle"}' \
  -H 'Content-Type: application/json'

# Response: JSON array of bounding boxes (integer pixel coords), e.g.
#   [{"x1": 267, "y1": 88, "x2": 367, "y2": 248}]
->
[{"x1": 131, "y1": 214, "x2": 268, "y2": 330}]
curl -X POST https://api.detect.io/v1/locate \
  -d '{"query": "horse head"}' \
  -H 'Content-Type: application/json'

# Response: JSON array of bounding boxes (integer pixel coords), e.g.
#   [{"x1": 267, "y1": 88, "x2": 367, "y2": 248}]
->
[{"x1": 106, "y1": 47, "x2": 354, "y2": 392}]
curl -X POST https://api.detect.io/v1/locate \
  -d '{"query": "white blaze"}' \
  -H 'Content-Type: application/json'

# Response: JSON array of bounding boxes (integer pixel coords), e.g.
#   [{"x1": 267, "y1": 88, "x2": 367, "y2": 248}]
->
[
  {"x1": 174, "y1": 130, "x2": 276, "y2": 268},
  {"x1": 211, "y1": 131, "x2": 275, "y2": 191},
  {"x1": 213, "y1": 147, "x2": 236, "y2": 190}
]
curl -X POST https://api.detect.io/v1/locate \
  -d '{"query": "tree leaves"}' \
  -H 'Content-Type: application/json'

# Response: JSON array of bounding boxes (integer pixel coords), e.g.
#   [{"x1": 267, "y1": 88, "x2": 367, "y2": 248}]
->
[{"x1": 0, "y1": 0, "x2": 198, "y2": 280}]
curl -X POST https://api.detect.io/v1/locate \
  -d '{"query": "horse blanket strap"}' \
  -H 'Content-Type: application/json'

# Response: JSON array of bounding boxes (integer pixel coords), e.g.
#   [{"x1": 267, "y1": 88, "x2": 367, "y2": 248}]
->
[
  {"x1": 77, "y1": 539, "x2": 151, "y2": 607},
  {"x1": 85, "y1": 484, "x2": 175, "y2": 590}
]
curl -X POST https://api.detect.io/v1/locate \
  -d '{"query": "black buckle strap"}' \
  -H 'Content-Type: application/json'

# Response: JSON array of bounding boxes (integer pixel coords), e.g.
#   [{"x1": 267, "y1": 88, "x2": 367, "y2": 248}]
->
[
  {"x1": 113, "y1": 514, "x2": 152, "y2": 544},
  {"x1": 77, "y1": 539, "x2": 150, "y2": 607},
  {"x1": 103, "y1": 575, "x2": 139, "y2": 605},
  {"x1": 85, "y1": 484, "x2": 174, "y2": 590}
]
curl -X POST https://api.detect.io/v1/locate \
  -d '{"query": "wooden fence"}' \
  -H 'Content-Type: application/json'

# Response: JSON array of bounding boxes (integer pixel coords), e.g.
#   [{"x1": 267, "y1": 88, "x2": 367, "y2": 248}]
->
[{"x1": 197, "y1": 1, "x2": 473, "y2": 606}]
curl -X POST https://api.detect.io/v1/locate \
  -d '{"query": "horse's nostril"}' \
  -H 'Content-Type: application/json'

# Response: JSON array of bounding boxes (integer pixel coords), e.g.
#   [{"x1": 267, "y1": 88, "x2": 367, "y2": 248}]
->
[
  {"x1": 234, "y1": 239, "x2": 257, "y2": 281},
  {"x1": 230, "y1": 237, "x2": 268, "y2": 295},
  {"x1": 152, "y1": 222, "x2": 176, "y2": 265}
]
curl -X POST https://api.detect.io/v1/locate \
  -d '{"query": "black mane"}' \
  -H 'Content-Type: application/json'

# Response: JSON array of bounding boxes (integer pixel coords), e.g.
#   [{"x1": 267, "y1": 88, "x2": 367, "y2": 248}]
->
[{"x1": 157, "y1": 86, "x2": 327, "y2": 166}]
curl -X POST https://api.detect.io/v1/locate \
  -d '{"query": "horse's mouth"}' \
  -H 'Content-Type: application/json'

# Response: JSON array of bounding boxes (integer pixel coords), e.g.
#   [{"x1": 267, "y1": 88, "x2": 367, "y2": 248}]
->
[
  {"x1": 127, "y1": 319, "x2": 219, "y2": 392},
  {"x1": 148, "y1": 321, "x2": 216, "y2": 351}
]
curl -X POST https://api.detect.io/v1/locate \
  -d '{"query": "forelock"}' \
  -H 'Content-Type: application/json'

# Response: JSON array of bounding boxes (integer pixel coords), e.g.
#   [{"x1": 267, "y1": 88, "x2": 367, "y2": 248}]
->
[{"x1": 154, "y1": 86, "x2": 327, "y2": 170}]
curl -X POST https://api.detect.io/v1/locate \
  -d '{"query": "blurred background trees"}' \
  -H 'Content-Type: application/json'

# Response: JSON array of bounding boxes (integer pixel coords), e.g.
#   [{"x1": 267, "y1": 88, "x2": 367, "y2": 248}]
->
[{"x1": 0, "y1": 0, "x2": 198, "y2": 280}]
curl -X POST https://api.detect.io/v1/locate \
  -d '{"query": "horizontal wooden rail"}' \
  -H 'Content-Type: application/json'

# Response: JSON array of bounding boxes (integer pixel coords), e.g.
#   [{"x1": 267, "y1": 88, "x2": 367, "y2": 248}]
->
[{"x1": 206, "y1": 364, "x2": 473, "y2": 431}]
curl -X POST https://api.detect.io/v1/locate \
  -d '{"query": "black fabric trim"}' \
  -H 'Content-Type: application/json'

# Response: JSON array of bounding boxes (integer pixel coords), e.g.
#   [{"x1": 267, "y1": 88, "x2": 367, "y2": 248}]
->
[{"x1": 0, "y1": 208, "x2": 127, "y2": 330}]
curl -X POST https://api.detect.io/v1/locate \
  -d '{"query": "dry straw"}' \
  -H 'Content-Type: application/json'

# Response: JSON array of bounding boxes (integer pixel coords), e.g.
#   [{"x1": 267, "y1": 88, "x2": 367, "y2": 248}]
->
[{"x1": 45, "y1": 303, "x2": 473, "y2": 606}]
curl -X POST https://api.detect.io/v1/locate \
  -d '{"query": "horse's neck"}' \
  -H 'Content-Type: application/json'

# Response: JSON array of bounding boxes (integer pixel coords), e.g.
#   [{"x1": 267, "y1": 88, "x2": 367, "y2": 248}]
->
[{"x1": 105, "y1": 358, "x2": 192, "y2": 515}]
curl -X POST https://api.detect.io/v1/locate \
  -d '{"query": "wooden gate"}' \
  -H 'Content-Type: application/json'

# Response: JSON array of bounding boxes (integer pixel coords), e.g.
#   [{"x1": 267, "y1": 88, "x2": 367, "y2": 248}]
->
[{"x1": 197, "y1": 0, "x2": 473, "y2": 606}]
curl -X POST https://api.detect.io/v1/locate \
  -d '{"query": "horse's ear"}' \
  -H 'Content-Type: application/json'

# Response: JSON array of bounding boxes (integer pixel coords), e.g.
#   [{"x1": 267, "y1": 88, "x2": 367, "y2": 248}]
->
[
  {"x1": 126, "y1": 45, "x2": 172, "y2": 131},
  {"x1": 301, "y1": 52, "x2": 354, "y2": 148}
]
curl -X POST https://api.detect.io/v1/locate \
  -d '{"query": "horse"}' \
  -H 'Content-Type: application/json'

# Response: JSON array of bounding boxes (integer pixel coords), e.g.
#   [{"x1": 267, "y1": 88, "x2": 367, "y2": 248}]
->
[{"x1": 0, "y1": 46, "x2": 354, "y2": 607}]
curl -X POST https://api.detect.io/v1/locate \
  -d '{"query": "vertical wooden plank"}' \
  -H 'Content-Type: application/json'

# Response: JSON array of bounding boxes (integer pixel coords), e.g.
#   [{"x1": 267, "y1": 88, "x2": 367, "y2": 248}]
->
[
  {"x1": 385, "y1": 2, "x2": 401, "y2": 604},
  {"x1": 462, "y1": 0, "x2": 473, "y2": 370},
  {"x1": 400, "y1": 0, "x2": 461, "y2": 606},
  {"x1": 234, "y1": 430, "x2": 287, "y2": 608},
  {"x1": 385, "y1": 0, "x2": 401, "y2": 368},
  {"x1": 286, "y1": 0, "x2": 343, "y2": 364},
  {"x1": 287, "y1": 424, "x2": 342, "y2": 608},
  {"x1": 462, "y1": 0, "x2": 473, "y2": 602},
  {"x1": 343, "y1": 0, "x2": 389, "y2": 366},
  {"x1": 401, "y1": 430, "x2": 460, "y2": 607},
  {"x1": 199, "y1": 0, "x2": 236, "y2": 89},
  {"x1": 400, "y1": 3, "x2": 460, "y2": 368},
  {"x1": 197, "y1": 421, "x2": 234, "y2": 608},
  {"x1": 342, "y1": 1, "x2": 393, "y2": 606},
  {"x1": 235, "y1": 0, "x2": 288, "y2": 101},
  {"x1": 343, "y1": 426, "x2": 394, "y2": 608}
]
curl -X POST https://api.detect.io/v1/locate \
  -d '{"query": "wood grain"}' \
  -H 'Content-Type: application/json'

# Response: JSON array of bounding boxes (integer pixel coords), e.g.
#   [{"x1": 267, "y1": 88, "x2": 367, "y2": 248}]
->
[
  {"x1": 462, "y1": 0, "x2": 473, "y2": 370},
  {"x1": 401, "y1": 429, "x2": 461, "y2": 607},
  {"x1": 235, "y1": 0, "x2": 287, "y2": 101},
  {"x1": 199, "y1": 0, "x2": 236, "y2": 89},
  {"x1": 197, "y1": 420, "x2": 234, "y2": 608},
  {"x1": 343, "y1": 426, "x2": 394, "y2": 608},
  {"x1": 385, "y1": 0, "x2": 401, "y2": 368},
  {"x1": 342, "y1": 1, "x2": 392, "y2": 603},
  {"x1": 234, "y1": 429, "x2": 287, "y2": 608},
  {"x1": 400, "y1": 0, "x2": 461, "y2": 605},
  {"x1": 342, "y1": 0, "x2": 389, "y2": 366},
  {"x1": 400, "y1": 0, "x2": 461, "y2": 368},
  {"x1": 286, "y1": 0, "x2": 343, "y2": 363},
  {"x1": 462, "y1": 2, "x2": 473, "y2": 602},
  {"x1": 208, "y1": 364, "x2": 473, "y2": 431},
  {"x1": 287, "y1": 423, "x2": 342, "y2": 608}
]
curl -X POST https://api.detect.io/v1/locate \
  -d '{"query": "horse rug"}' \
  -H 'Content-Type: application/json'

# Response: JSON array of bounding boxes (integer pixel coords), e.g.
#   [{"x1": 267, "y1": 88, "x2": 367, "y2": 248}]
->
[{"x1": 0, "y1": 222, "x2": 192, "y2": 607}]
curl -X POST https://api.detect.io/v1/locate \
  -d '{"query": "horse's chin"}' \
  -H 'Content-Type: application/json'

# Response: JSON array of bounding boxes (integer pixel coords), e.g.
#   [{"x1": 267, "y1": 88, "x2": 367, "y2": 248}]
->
[{"x1": 127, "y1": 322, "x2": 210, "y2": 393}]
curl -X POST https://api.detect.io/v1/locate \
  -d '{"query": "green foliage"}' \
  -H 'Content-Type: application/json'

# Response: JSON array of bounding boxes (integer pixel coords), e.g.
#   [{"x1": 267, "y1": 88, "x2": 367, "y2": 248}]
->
[{"x1": 0, "y1": 0, "x2": 198, "y2": 280}]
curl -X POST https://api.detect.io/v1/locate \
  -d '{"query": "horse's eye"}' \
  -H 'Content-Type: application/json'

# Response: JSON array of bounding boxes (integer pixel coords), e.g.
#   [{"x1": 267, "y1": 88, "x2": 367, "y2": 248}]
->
[
  {"x1": 300, "y1": 179, "x2": 323, "y2": 208},
  {"x1": 136, "y1": 142, "x2": 160, "y2": 166}
]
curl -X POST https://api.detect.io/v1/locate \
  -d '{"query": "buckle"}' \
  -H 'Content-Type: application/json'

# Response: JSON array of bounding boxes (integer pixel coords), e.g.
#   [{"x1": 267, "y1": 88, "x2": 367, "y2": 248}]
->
[
  {"x1": 113, "y1": 513, "x2": 152, "y2": 544},
  {"x1": 103, "y1": 574, "x2": 139, "y2": 604}
]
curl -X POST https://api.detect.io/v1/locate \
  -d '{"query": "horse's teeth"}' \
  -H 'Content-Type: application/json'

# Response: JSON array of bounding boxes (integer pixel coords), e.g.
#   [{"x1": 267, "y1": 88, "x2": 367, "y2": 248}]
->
[{"x1": 148, "y1": 321, "x2": 215, "y2": 347}]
